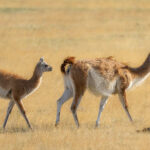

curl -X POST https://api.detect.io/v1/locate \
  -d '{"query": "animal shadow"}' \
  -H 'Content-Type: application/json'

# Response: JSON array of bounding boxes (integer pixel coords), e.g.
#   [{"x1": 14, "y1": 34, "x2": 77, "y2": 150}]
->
[
  {"x1": 137, "y1": 127, "x2": 150, "y2": 133},
  {"x1": 0, "y1": 127, "x2": 32, "y2": 134}
]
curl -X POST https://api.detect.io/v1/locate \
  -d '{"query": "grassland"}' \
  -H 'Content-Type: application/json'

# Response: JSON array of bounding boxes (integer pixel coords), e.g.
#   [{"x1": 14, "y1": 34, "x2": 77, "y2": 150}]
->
[{"x1": 0, "y1": 0, "x2": 150, "y2": 149}]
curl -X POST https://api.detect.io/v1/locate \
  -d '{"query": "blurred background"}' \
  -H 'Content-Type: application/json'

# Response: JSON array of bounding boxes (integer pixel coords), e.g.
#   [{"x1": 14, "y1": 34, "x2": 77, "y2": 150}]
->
[{"x1": 0, "y1": 0, "x2": 150, "y2": 150}]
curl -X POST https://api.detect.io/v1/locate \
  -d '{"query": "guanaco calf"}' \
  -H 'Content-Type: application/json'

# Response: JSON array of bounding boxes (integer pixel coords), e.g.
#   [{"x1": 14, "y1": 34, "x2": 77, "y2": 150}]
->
[
  {"x1": 55, "y1": 54, "x2": 150, "y2": 127},
  {"x1": 1, "y1": 58, "x2": 52, "y2": 129}
]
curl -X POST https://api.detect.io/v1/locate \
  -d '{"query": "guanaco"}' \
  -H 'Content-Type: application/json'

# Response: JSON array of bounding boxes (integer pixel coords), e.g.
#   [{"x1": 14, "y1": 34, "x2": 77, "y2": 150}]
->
[
  {"x1": 55, "y1": 54, "x2": 150, "y2": 127},
  {"x1": 1, "y1": 57, "x2": 52, "y2": 129}
]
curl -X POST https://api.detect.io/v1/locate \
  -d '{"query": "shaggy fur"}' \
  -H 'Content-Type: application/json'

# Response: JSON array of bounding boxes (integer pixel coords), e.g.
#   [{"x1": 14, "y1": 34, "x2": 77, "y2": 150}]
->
[{"x1": 56, "y1": 54, "x2": 150, "y2": 127}]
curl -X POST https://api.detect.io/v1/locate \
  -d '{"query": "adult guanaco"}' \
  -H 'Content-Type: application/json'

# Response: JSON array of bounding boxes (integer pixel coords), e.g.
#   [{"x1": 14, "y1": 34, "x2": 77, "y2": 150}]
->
[{"x1": 55, "y1": 54, "x2": 150, "y2": 127}]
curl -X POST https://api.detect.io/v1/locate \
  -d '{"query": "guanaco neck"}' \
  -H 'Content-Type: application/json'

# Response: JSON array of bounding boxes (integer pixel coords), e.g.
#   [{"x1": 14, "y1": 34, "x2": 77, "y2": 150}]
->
[
  {"x1": 125, "y1": 54, "x2": 150, "y2": 90},
  {"x1": 127, "y1": 54, "x2": 150, "y2": 78},
  {"x1": 28, "y1": 64, "x2": 42, "y2": 90}
]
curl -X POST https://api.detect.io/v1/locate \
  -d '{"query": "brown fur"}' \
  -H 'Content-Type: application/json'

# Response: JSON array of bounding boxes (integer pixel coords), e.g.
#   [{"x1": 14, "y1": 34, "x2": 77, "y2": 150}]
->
[
  {"x1": 61, "y1": 56, "x2": 75, "y2": 74},
  {"x1": 0, "y1": 67, "x2": 41, "y2": 100},
  {"x1": 57, "y1": 54, "x2": 150, "y2": 127},
  {"x1": 61, "y1": 56, "x2": 132, "y2": 95},
  {"x1": 90, "y1": 57, "x2": 126, "y2": 80},
  {"x1": 1, "y1": 58, "x2": 52, "y2": 129},
  {"x1": 117, "y1": 68, "x2": 132, "y2": 91},
  {"x1": 71, "y1": 61, "x2": 89, "y2": 99}
]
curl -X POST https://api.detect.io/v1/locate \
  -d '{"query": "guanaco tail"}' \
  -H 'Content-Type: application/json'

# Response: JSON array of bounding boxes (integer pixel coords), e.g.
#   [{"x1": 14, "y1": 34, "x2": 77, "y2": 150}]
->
[
  {"x1": 55, "y1": 54, "x2": 150, "y2": 127},
  {"x1": 1, "y1": 57, "x2": 52, "y2": 129}
]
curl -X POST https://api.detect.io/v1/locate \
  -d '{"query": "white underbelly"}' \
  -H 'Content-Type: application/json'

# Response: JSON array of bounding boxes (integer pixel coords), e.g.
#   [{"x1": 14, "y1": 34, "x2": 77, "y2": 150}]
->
[
  {"x1": 87, "y1": 70, "x2": 116, "y2": 96},
  {"x1": 0, "y1": 87, "x2": 10, "y2": 99}
]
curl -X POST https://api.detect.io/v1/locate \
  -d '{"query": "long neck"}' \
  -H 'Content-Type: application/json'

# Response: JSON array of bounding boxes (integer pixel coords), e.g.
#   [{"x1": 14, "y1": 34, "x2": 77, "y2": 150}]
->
[
  {"x1": 127, "y1": 54, "x2": 150, "y2": 89},
  {"x1": 28, "y1": 65, "x2": 42, "y2": 90},
  {"x1": 128, "y1": 54, "x2": 150, "y2": 78}
]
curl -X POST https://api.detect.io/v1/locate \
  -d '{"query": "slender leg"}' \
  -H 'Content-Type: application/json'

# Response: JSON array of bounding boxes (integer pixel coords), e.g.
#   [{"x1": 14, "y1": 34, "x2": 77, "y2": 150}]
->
[
  {"x1": 118, "y1": 91, "x2": 133, "y2": 122},
  {"x1": 3, "y1": 101, "x2": 15, "y2": 129},
  {"x1": 71, "y1": 96, "x2": 82, "y2": 128},
  {"x1": 96, "y1": 96, "x2": 109, "y2": 127},
  {"x1": 55, "y1": 88, "x2": 73, "y2": 126},
  {"x1": 15, "y1": 101, "x2": 32, "y2": 128}
]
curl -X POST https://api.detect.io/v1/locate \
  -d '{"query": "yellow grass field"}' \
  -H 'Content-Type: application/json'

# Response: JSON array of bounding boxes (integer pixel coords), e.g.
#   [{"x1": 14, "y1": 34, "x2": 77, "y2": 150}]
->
[{"x1": 0, "y1": 0, "x2": 150, "y2": 149}]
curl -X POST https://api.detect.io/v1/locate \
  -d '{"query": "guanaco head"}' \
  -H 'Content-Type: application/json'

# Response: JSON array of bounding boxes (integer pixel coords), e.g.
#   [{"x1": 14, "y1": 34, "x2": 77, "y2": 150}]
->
[
  {"x1": 34, "y1": 58, "x2": 52, "y2": 77},
  {"x1": 39, "y1": 57, "x2": 52, "y2": 72}
]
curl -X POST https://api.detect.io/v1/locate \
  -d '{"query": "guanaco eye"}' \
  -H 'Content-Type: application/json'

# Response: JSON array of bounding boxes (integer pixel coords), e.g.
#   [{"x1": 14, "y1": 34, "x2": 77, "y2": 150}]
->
[{"x1": 44, "y1": 64, "x2": 48, "y2": 67}]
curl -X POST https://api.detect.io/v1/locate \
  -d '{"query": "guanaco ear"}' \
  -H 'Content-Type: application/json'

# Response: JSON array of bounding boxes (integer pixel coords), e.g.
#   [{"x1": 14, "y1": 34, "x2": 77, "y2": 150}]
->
[{"x1": 40, "y1": 57, "x2": 44, "y2": 62}]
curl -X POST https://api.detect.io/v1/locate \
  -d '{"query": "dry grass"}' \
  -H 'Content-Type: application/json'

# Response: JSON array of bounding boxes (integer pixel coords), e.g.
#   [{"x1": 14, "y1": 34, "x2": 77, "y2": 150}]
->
[{"x1": 0, "y1": 0, "x2": 150, "y2": 149}]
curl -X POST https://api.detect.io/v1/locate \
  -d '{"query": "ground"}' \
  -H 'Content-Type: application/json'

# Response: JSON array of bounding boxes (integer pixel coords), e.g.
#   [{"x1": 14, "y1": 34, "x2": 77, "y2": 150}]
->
[{"x1": 0, "y1": 0, "x2": 150, "y2": 150}]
